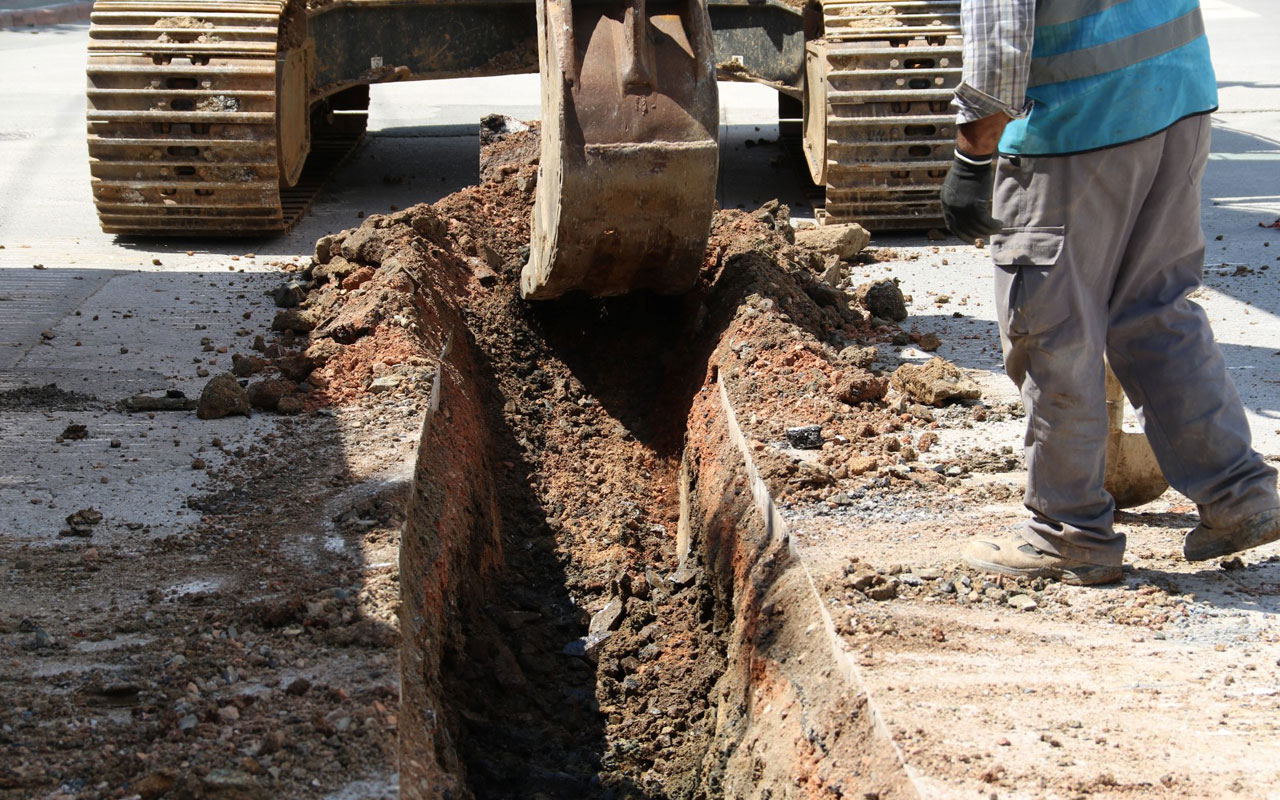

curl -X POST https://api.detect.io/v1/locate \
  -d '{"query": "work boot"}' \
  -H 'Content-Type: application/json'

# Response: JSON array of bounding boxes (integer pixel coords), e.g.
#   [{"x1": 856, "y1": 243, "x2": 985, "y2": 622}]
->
[
  {"x1": 1182, "y1": 507, "x2": 1280, "y2": 562},
  {"x1": 961, "y1": 534, "x2": 1122, "y2": 586}
]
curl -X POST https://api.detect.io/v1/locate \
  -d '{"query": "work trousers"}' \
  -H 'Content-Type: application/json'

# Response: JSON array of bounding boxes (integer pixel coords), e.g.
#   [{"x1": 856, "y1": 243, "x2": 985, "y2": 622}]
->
[{"x1": 990, "y1": 113, "x2": 1279, "y2": 566}]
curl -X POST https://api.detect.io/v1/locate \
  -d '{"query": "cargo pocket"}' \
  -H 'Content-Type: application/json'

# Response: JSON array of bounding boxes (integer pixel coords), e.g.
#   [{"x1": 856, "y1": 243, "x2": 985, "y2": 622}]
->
[{"x1": 991, "y1": 226, "x2": 1068, "y2": 338}]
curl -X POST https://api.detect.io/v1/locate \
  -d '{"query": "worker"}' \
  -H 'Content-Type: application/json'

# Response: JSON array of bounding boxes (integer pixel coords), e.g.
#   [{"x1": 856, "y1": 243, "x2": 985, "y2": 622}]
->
[{"x1": 939, "y1": 0, "x2": 1280, "y2": 584}]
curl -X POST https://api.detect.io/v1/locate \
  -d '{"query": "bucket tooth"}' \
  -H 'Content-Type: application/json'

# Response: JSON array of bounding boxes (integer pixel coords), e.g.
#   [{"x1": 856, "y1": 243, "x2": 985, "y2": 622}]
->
[{"x1": 523, "y1": 0, "x2": 719, "y2": 300}]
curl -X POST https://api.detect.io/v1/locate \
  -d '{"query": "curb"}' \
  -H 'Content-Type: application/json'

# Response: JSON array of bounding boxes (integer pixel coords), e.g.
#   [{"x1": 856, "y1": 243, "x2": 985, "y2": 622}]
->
[{"x1": 0, "y1": 1, "x2": 93, "y2": 28}]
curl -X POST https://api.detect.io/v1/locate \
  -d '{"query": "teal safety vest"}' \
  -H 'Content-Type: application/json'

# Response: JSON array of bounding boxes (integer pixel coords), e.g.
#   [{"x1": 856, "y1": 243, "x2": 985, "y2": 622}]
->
[{"x1": 999, "y1": 0, "x2": 1218, "y2": 156}]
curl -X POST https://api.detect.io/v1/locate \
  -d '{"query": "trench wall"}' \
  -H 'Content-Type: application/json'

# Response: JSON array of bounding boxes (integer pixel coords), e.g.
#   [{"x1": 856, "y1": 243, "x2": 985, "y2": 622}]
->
[
  {"x1": 398, "y1": 321, "x2": 920, "y2": 798},
  {"x1": 399, "y1": 326, "x2": 504, "y2": 798}
]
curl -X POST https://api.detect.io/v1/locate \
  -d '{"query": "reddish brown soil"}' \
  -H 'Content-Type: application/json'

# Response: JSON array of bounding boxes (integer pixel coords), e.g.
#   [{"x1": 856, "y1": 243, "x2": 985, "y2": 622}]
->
[{"x1": 283, "y1": 122, "x2": 948, "y2": 798}]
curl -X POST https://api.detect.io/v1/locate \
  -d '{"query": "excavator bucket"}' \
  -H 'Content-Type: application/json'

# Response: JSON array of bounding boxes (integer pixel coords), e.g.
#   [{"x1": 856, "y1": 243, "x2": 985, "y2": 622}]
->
[
  {"x1": 522, "y1": 0, "x2": 720, "y2": 300},
  {"x1": 1103, "y1": 363, "x2": 1169, "y2": 509}
]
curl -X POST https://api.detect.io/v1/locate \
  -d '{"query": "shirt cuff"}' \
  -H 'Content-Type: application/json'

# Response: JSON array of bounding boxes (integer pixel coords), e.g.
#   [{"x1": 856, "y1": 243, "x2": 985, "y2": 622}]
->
[{"x1": 952, "y1": 83, "x2": 1030, "y2": 125}]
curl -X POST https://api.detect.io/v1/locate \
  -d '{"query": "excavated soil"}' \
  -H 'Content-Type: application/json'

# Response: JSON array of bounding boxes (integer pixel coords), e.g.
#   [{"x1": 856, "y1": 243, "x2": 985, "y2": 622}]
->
[{"x1": 281, "y1": 125, "x2": 951, "y2": 798}]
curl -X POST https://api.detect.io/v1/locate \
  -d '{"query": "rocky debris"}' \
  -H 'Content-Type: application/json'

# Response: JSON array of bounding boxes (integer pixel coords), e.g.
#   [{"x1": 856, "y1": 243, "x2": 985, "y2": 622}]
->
[
  {"x1": 270, "y1": 308, "x2": 316, "y2": 334},
  {"x1": 0, "y1": 382, "x2": 99, "y2": 411},
  {"x1": 231, "y1": 353, "x2": 267, "y2": 377},
  {"x1": 60, "y1": 507, "x2": 103, "y2": 537},
  {"x1": 275, "y1": 353, "x2": 315, "y2": 382},
  {"x1": 751, "y1": 198, "x2": 795, "y2": 244},
  {"x1": 795, "y1": 222, "x2": 870, "y2": 260},
  {"x1": 197, "y1": 373, "x2": 251, "y2": 419},
  {"x1": 120, "y1": 390, "x2": 197, "y2": 412},
  {"x1": 891, "y1": 357, "x2": 982, "y2": 406},
  {"x1": 55, "y1": 423, "x2": 88, "y2": 443},
  {"x1": 855, "y1": 279, "x2": 908, "y2": 322},
  {"x1": 270, "y1": 281, "x2": 307, "y2": 308},
  {"x1": 478, "y1": 115, "x2": 540, "y2": 185},
  {"x1": 918, "y1": 331, "x2": 942, "y2": 352},
  {"x1": 838, "y1": 345, "x2": 878, "y2": 369},
  {"x1": 246, "y1": 378, "x2": 297, "y2": 411},
  {"x1": 277, "y1": 395, "x2": 305, "y2": 415},
  {"x1": 835, "y1": 367, "x2": 889, "y2": 405},
  {"x1": 1008, "y1": 593, "x2": 1038, "y2": 611},
  {"x1": 785, "y1": 425, "x2": 824, "y2": 449}
]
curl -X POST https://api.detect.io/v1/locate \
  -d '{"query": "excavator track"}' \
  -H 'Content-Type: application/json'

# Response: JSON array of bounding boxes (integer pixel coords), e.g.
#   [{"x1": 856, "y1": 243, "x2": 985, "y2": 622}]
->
[
  {"x1": 804, "y1": 0, "x2": 961, "y2": 230},
  {"x1": 86, "y1": 0, "x2": 364, "y2": 236}
]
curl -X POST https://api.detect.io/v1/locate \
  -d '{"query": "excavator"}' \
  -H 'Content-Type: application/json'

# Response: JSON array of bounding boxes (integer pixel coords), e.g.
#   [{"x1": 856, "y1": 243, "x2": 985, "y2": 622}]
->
[{"x1": 84, "y1": 0, "x2": 961, "y2": 294}]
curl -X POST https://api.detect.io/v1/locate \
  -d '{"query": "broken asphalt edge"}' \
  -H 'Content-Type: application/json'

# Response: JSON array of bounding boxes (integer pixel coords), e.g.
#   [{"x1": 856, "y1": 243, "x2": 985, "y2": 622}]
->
[
  {"x1": 1, "y1": 1, "x2": 92, "y2": 28},
  {"x1": 715, "y1": 375, "x2": 926, "y2": 798}
]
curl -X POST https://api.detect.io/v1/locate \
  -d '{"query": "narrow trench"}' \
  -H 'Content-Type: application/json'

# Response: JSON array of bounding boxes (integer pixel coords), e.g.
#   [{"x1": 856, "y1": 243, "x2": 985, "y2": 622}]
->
[
  {"x1": 392, "y1": 184, "x2": 918, "y2": 798},
  {"x1": 433, "y1": 287, "x2": 730, "y2": 799}
]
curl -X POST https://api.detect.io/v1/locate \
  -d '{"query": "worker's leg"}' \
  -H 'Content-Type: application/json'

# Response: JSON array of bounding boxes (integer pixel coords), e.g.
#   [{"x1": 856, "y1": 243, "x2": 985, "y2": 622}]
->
[
  {"x1": 988, "y1": 136, "x2": 1165, "y2": 566},
  {"x1": 1106, "y1": 115, "x2": 1279, "y2": 530}
]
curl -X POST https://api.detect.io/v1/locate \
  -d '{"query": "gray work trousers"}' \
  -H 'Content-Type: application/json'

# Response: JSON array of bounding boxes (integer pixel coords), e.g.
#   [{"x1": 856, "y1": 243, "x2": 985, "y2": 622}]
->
[{"x1": 991, "y1": 113, "x2": 1279, "y2": 566}]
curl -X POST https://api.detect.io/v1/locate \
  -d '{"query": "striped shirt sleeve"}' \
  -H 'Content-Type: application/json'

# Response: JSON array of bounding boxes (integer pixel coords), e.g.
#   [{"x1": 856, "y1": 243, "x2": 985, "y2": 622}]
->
[{"x1": 955, "y1": 0, "x2": 1037, "y2": 124}]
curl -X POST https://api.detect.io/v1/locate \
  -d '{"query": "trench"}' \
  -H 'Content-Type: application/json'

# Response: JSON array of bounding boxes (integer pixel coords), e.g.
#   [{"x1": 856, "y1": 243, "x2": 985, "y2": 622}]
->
[{"x1": 394, "y1": 218, "x2": 919, "y2": 798}]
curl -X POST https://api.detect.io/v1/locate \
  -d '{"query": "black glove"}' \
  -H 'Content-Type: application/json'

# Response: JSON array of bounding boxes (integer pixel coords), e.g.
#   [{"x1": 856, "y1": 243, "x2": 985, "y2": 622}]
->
[{"x1": 940, "y1": 149, "x2": 1004, "y2": 244}]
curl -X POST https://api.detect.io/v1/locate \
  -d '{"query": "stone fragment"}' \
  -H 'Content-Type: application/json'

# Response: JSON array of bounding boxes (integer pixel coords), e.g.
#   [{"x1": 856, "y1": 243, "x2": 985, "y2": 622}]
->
[
  {"x1": 409, "y1": 205, "x2": 448, "y2": 241},
  {"x1": 1007, "y1": 594, "x2": 1039, "y2": 611},
  {"x1": 838, "y1": 345, "x2": 878, "y2": 369},
  {"x1": 369, "y1": 375, "x2": 402, "y2": 393},
  {"x1": 284, "y1": 677, "x2": 311, "y2": 696},
  {"x1": 246, "y1": 379, "x2": 296, "y2": 411},
  {"x1": 201, "y1": 769, "x2": 266, "y2": 799},
  {"x1": 276, "y1": 395, "x2": 305, "y2": 416},
  {"x1": 312, "y1": 255, "x2": 357, "y2": 285},
  {"x1": 588, "y1": 596, "x2": 625, "y2": 639},
  {"x1": 341, "y1": 266, "x2": 377, "y2": 291},
  {"x1": 231, "y1": 353, "x2": 267, "y2": 378},
  {"x1": 275, "y1": 353, "x2": 315, "y2": 382},
  {"x1": 340, "y1": 223, "x2": 390, "y2": 265},
  {"x1": 785, "y1": 425, "x2": 823, "y2": 449},
  {"x1": 835, "y1": 368, "x2": 889, "y2": 405},
  {"x1": 61, "y1": 507, "x2": 103, "y2": 537},
  {"x1": 304, "y1": 338, "x2": 342, "y2": 366},
  {"x1": 795, "y1": 223, "x2": 871, "y2": 260},
  {"x1": 855, "y1": 279, "x2": 908, "y2": 322},
  {"x1": 866, "y1": 578, "x2": 899, "y2": 601},
  {"x1": 890, "y1": 357, "x2": 982, "y2": 407},
  {"x1": 270, "y1": 282, "x2": 307, "y2": 309},
  {"x1": 197, "y1": 374, "x2": 251, "y2": 420},
  {"x1": 270, "y1": 309, "x2": 316, "y2": 334},
  {"x1": 849, "y1": 570, "x2": 879, "y2": 591},
  {"x1": 135, "y1": 772, "x2": 176, "y2": 800},
  {"x1": 846, "y1": 455, "x2": 879, "y2": 476},
  {"x1": 314, "y1": 233, "x2": 342, "y2": 265}
]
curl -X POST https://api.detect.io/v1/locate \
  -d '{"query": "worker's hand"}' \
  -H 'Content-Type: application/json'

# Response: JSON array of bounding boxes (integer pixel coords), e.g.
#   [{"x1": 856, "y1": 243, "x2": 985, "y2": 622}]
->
[{"x1": 940, "y1": 149, "x2": 1003, "y2": 244}]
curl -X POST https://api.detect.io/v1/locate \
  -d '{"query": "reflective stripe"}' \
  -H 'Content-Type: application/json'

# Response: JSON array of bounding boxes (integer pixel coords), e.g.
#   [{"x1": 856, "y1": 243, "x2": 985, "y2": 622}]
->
[
  {"x1": 1030, "y1": 8, "x2": 1205, "y2": 86},
  {"x1": 1035, "y1": 0, "x2": 1130, "y2": 28}
]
